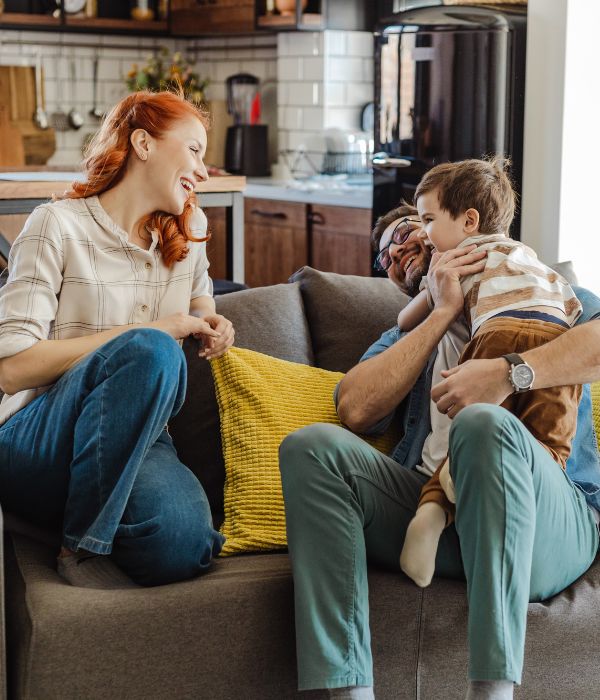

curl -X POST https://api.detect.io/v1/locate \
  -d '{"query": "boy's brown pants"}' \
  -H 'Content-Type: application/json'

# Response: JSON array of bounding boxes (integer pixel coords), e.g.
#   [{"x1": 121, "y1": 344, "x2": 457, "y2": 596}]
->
[{"x1": 419, "y1": 316, "x2": 582, "y2": 524}]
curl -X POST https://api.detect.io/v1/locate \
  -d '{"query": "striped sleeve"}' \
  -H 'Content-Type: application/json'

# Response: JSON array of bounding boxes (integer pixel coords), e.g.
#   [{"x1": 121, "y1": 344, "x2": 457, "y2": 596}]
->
[{"x1": 465, "y1": 242, "x2": 582, "y2": 333}]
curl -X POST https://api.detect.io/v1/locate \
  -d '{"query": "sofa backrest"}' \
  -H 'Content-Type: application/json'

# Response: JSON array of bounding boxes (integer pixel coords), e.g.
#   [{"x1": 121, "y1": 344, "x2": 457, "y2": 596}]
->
[{"x1": 169, "y1": 268, "x2": 409, "y2": 526}]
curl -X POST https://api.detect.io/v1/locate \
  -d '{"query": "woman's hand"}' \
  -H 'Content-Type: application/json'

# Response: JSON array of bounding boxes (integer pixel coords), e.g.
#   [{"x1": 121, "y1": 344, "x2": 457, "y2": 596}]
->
[
  {"x1": 149, "y1": 312, "x2": 220, "y2": 342},
  {"x1": 196, "y1": 313, "x2": 235, "y2": 359}
]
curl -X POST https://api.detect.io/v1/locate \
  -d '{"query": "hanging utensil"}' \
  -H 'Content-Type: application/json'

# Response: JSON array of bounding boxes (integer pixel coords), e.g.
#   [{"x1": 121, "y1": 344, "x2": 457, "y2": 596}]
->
[
  {"x1": 33, "y1": 51, "x2": 49, "y2": 130},
  {"x1": 89, "y1": 55, "x2": 103, "y2": 120},
  {"x1": 67, "y1": 56, "x2": 84, "y2": 130},
  {"x1": 50, "y1": 54, "x2": 70, "y2": 132}
]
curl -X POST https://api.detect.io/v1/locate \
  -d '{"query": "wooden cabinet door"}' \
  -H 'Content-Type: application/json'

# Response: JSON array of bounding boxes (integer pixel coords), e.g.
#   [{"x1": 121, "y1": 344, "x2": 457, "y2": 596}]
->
[
  {"x1": 204, "y1": 207, "x2": 227, "y2": 282},
  {"x1": 309, "y1": 205, "x2": 373, "y2": 277},
  {"x1": 244, "y1": 198, "x2": 308, "y2": 287}
]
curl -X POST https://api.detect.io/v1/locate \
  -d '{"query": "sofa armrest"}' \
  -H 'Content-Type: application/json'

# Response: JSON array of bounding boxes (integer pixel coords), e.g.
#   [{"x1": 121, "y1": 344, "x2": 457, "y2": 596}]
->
[{"x1": 0, "y1": 503, "x2": 6, "y2": 700}]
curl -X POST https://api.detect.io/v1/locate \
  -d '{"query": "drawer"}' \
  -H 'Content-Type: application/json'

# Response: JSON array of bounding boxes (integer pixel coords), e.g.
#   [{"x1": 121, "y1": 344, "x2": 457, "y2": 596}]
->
[
  {"x1": 244, "y1": 198, "x2": 306, "y2": 229},
  {"x1": 309, "y1": 205, "x2": 372, "y2": 237}
]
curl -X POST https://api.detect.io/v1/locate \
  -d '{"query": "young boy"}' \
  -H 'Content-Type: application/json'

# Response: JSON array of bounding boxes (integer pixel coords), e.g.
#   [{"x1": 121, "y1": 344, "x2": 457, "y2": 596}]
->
[{"x1": 399, "y1": 157, "x2": 583, "y2": 588}]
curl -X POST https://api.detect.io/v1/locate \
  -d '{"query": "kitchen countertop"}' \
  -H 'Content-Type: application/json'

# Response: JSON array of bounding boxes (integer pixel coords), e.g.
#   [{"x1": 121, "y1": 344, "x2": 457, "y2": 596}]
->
[
  {"x1": 245, "y1": 175, "x2": 373, "y2": 209},
  {"x1": 0, "y1": 171, "x2": 246, "y2": 198}
]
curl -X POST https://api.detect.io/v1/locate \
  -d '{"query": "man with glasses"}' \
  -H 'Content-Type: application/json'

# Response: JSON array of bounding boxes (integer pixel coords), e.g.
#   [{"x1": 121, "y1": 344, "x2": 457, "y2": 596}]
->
[{"x1": 279, "y1": 203, "x2": 600, "y2": 700}]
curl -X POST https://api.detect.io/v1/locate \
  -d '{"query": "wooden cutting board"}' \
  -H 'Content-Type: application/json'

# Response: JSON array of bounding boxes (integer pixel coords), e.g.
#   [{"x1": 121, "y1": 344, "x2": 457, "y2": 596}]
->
[
  {"x1": 0, "y1": 104, "x2": 25, "y2": 166},
  {"x1": 0, "y1": 66, "x2": 56, "y2": 166}
]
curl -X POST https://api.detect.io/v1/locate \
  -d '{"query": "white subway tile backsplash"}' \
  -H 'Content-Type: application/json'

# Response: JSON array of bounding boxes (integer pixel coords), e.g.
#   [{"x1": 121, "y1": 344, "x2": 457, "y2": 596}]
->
[
  {"x1": 286, "y1": 82, "x2": 317, "y2": 107},
  {"x1": 286, "y1": 32, "x2": 323, "y2": 58},
  {"x1": 301, "y1": 56, "x2": 324, "y2": 81},
  {"x1": 346, "y1": 32, "x2": 375, "y2": 58},
  {"x1": 278, "y1": 57, "x2": 303, "y2": 82},
  {"x1": 283, "y1": 107, "x2": 304, "y2": 130},
  {"x1": 363, "y1": 59, "x2": 374, "y2": 83},
  {"x1": 98, "y1": 58, "x2": 121, "y2": 82},
  {"x1": 324, "y1": 107, "x2": 362, "y2": 130},
  {"x1": 346, "y1": 82, "x2": 374, "y2": 107},
  {"x1": 302, "y1": 106, "x2": 324, "y2": 131},
  {"x1": 324, "y1": 82, "x2": 345, "y2": 107},
  {"x1": 327, "y1": 57, "x2": 363, "y2": 82},
  {"x1": 324, "y1": 31, "x2": 346, "y2": 57}
]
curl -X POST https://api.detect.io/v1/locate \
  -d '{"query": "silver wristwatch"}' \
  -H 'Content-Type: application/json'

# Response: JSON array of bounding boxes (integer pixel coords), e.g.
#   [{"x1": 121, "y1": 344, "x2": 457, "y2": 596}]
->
[{"x1": 503, "y1": 353, "x2": 535, "y2": 393}]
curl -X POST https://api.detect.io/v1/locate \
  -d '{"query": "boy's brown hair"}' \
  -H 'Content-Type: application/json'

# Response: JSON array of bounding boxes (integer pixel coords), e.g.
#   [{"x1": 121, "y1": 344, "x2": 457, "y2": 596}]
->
[{"x1": 414, "y1": 157, "x2": 516, "y2": 236}]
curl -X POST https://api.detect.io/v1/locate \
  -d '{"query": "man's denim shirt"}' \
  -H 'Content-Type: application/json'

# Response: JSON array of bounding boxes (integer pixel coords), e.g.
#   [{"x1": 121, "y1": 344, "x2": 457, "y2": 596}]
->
[{"x1": 342, "y1": 286, "x2": 600, "y2": 511}]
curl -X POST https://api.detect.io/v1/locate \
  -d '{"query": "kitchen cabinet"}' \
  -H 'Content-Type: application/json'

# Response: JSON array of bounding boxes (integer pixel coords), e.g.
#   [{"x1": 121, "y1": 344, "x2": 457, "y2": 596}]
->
[
  {"x1": 0, "y1": 0, "x2": 168, "y2": 35},
  {"x1": 309, "y1": 204, "x2": 373, "y2": 277},
  {"x1": 170, "y1": 0, "x2": 255, "y2": 36},
  {"x1": 244, "y1": 198, "x2": 307, "y2": 288},
  {"x1": 240, "y1": 197, "x2": 372, "y2": 287},
  {"x1": 255, "y1": 0, "x2": 375, "y2": 32}
]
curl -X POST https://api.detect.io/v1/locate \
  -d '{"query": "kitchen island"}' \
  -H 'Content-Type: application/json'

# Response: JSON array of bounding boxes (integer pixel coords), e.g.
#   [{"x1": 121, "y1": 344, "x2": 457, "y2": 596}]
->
[{"x1": 0, "y1": 172, "x2": 246, "y2": 283}]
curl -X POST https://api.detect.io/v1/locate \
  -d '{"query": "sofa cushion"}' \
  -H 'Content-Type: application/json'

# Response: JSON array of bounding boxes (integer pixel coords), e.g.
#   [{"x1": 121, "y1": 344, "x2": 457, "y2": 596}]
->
[
  {"x1": 289, "y1": 266, "x2": 409, "y2": 372},
  {"x1": 211, "y1": 347, "x2": 398, "y2": 555},
  {"x1": 168, "y1": 282, "x2": 313, "y2": 528},
  {"x1": 7, "y1": 531, "x2": 600, "y2": 699}
]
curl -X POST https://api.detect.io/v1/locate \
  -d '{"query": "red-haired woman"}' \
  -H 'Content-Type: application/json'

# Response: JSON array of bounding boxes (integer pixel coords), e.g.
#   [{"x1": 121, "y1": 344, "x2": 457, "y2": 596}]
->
[{"x1": 0, "y1": 90, "x2": 234, "y2": 587}]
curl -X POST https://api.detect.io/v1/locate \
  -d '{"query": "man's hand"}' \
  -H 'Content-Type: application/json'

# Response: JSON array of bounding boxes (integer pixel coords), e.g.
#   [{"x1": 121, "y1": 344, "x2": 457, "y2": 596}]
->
[
  {"x1": 427, "y1": 245, "x2": 487, "y2": 318},
  {"x1": 431, "y1": 357, "x2": 513, "y2": 418},
  {"x1": 196, "y1": 313, "x2": 235, "y2": 359}
]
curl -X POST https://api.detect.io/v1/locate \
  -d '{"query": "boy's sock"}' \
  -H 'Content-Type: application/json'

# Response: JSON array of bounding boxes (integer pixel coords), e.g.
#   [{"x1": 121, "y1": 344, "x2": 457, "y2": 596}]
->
[
  {"x1": 328, "y1": 687, "x2": 375, "y2": 700},
  {"x1": 466, "y1": 680, "x2": 514, "y2": 700},
  {"x1": 57, "y1": 552, "x2": 139, "y2": 589},
  {"x1": 400, "y1": 503, "x2": 446, "y2": 587}
]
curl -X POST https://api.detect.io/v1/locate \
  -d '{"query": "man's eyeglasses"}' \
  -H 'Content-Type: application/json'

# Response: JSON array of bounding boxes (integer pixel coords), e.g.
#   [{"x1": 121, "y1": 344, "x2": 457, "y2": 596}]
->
[{"x1": 373, "y1": 218, "x2": 421, "y2": 272}]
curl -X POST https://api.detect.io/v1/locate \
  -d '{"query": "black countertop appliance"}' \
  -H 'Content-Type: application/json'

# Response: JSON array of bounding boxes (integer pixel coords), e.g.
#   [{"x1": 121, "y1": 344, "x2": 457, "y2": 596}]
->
[
  {"x1": 372, "y1": 2, "x2": 527, "y2": 267},
  {"x1": 225, "y1": 73, "x2": 270, "y2": 177}
]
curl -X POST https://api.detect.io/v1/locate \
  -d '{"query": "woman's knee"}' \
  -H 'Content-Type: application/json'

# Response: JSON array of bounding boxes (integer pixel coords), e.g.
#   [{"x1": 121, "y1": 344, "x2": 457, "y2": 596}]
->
[
  {"x1": 117, "y1": 328, "x2": 185, "y2": 376},
  {"x1": 114, "y1": 500, "x2": 222, "y2": 586}
]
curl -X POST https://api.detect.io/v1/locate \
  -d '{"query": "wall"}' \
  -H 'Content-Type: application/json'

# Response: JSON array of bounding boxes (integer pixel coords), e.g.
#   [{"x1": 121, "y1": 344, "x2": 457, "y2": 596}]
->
[
  {"x1": 521, "y1": 0, "x2": 600, "y2": 293},
  {"x1": 0, "y1": 29, "x2": 278, "y2": 168},
  {"x1": 277, "y1": 30, "x2": 374, "y2": 174},
  {"x1": 0, "y1": 28, "x2": 374, "y2": 174}
]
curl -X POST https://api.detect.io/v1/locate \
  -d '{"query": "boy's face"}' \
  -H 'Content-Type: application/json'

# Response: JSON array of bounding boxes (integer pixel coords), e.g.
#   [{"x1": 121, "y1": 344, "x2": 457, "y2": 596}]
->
[{"x1": 417, "y1": 189, "x2": 476, "y2": 252}]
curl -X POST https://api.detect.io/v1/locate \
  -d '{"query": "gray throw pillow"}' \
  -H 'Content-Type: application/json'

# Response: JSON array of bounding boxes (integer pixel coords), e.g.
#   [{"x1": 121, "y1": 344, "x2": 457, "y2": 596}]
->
[
  {"x1": 168, "y1": 282, "x2": 313, "y2": 528},
  {"x1": 289, "y1": 266, "x2": 410, "y2": 373}
]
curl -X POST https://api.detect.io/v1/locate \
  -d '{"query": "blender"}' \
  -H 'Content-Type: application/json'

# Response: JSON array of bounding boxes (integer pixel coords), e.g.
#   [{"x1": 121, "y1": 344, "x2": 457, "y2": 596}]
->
[{"x1": 224, "y1": 73, "x2": 270, "y2": 176}]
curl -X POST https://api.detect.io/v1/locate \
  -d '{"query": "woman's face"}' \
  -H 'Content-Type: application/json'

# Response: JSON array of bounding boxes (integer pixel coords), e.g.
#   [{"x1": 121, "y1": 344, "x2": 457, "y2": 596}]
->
[{"x1": 144, "y1": 115, "x2": 209, "y2": 216}]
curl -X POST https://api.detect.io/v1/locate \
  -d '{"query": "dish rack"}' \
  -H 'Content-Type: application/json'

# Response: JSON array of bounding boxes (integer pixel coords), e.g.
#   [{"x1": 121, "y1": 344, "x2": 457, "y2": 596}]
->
[{"x1": 280, "y1": 149, "x2": 373, "y2": 178}]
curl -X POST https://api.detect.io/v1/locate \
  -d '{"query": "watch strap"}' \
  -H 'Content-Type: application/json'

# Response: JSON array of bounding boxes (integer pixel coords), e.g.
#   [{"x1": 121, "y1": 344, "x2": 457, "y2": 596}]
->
[{"x1": 503, "y1": 352, "x2": 525, "y2": 368}]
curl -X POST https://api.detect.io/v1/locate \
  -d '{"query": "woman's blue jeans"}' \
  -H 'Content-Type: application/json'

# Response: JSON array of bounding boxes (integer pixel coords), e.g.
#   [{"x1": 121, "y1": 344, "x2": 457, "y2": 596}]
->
[{"x1": 0, "y1": 328, "x2": 224, "y2": 586}]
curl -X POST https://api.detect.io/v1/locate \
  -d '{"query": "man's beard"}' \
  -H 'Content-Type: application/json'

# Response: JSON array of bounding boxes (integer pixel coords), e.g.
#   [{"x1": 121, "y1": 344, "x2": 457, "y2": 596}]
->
[{"x1": 403, "y1": 252, "x2": 431, "y2": 298}]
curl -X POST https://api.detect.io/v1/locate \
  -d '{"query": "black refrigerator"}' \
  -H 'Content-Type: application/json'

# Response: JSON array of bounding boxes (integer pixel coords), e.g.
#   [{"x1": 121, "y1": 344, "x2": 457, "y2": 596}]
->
[{"x1": 372, "y1": 3, "x2": 527, "y2": 262}]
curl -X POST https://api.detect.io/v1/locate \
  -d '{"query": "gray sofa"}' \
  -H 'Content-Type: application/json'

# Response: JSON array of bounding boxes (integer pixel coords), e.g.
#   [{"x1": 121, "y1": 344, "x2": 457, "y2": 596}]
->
[{"x1": 1, "y1": 266, "x2": 599, "y2": 700}]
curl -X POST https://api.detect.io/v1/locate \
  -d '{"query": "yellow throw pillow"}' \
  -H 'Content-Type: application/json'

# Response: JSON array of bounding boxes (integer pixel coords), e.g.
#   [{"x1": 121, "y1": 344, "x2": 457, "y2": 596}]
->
[
  {"x1": 211, "y1": 347, "x2": 399, "y2": 556},
  {"x1": 591, "y1": 382, "x2": 600, "y2": 451}
]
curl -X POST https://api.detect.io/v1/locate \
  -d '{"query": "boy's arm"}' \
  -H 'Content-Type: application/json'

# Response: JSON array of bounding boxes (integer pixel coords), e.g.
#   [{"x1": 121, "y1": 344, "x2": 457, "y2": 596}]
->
[{"x1": 397, "y1": 289, "x2": 431, "y2": 331}]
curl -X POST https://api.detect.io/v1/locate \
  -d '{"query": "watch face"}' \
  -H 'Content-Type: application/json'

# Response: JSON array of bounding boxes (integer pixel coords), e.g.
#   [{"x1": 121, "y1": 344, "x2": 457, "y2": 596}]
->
[
  {"x1": 61, "y1": 0, "x2": 87, "y2": 13},
  {"x1": 513, "y1": 364, "x2": 534, "y2": 389}
]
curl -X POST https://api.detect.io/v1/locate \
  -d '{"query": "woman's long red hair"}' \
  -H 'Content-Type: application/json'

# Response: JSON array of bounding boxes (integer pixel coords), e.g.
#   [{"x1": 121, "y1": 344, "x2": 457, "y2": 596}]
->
[{"x1": 59, "y1": 89, "x2": 210, "y2": 268}]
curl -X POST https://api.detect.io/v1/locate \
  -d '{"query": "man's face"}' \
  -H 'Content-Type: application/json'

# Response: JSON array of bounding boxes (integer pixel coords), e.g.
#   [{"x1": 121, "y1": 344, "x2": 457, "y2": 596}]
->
[{"x1": 378, "y1": 217, "x2": 432, "y2": 297}]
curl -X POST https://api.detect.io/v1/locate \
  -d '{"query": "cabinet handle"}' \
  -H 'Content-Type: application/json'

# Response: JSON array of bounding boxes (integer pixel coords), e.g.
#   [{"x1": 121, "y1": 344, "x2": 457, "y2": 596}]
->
[
  {"x1": 308, "y1": 212, "x2": 326, "y2": 225},
  {"x1": 250, "y1": 209, "x2": 288, "y2": 220}
]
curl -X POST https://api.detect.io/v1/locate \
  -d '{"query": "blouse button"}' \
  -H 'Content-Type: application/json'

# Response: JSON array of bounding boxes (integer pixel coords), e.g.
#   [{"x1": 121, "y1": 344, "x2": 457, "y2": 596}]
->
[
  {"x1": 145, "y1": 262, "x2": 152, "y2": 269},
  {"x1": 141, "y1": 304, "x2": 149, "y2": 312}
]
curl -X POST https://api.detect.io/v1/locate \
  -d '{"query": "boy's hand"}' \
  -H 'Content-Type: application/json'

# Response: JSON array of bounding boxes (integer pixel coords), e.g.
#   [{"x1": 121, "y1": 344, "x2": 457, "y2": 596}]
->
[{"x1": 426, "y1": 245, "x2": 487, "y2": 318}]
